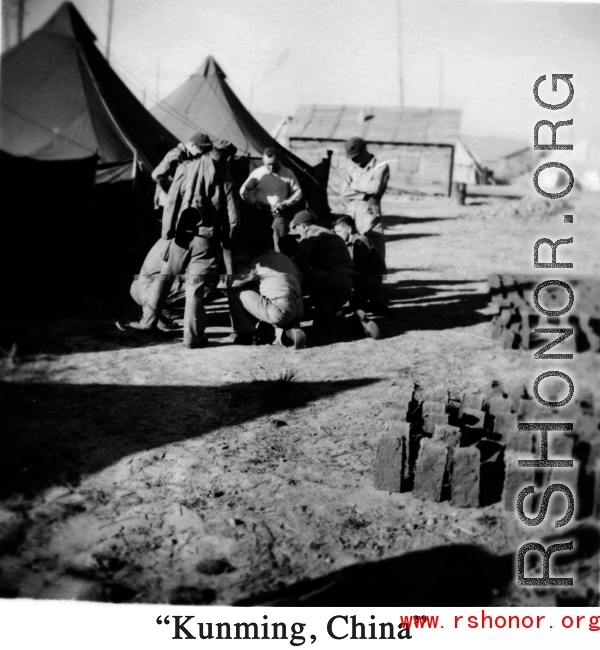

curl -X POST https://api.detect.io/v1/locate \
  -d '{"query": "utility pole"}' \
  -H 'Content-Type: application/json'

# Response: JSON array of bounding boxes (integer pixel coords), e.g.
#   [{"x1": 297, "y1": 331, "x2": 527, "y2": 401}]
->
[
  {"x1": 3, "y1": 4, "x2": 11, "y2": 50},
  {"x1": 106, "y1": 0, "x2": 114, "y2": 61},
  {"x1": 249, "y1": 75, "x2": 255, "y2": 111},
  {"x1": 156, "y1": 57, "x2": 161, "y2": 103},
  {"x1": 438, "y1": 51, "x2": 444, "y2": 108},
  {"x1": 16, "y1": 0, "x2": 25, "y2": 43},
  {"x1": 396, "y1": 0, "x2": 404, "y2": 110}
]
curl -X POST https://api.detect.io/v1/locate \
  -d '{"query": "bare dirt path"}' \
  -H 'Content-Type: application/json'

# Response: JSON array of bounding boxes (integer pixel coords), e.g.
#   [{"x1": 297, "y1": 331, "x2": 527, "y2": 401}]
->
[{"x1": 1, "y1": 194, "x2": 598, "y2": 606}]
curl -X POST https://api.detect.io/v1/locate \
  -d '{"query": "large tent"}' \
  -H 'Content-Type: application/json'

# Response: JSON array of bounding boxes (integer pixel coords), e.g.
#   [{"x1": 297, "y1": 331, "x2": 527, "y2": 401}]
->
[
  {"x1": 151, "y1": 56, "x2": 330, "y2": 218},
  {"x1": 1, "y1": 1, "x2": 177, "y2": 180},
  {"x1": 0, "y1": 2, "x2": 178, "y2": 309}
]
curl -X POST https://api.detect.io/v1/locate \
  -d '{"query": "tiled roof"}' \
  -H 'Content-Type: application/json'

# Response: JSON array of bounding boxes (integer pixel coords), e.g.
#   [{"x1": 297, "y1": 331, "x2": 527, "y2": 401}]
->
[{"x1": 287, "y1": 105, "x2": 461, "y2": 145}]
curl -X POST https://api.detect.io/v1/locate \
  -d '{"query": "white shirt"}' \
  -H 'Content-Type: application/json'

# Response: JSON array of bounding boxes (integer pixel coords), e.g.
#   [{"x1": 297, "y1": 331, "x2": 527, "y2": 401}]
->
[{"x1": 240, "y1": 164, "x2": 302, "y2": 209}]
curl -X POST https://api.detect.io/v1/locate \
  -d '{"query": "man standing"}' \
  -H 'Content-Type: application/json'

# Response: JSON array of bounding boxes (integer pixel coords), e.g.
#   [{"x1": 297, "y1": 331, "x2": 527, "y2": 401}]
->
[
  {"x1": 333, "y1": 216, "x2": 387, "y2": 314},
  {"x1": 341, "y1": 137, "x2": 390, "y2": 260},
  {"x1": 227, "y1": 248, "x2": 305, "y2": 349},
  {"x1": 121, "y1": 140, "x2": 240, "y2": 349},
  {"x1": 289, "y1": 210, "x2": 355, "y2": 330},
  {"x1": 240, "y1": 147, "x2": 303, "y2": 254},
  {"x1": 151, "y1": 133, "x2": 212, "y2": 209}
]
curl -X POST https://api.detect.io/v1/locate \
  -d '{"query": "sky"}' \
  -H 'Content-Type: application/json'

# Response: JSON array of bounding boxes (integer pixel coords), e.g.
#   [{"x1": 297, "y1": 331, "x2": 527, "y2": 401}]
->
[{"x1": 2, "y1": 0, "x2": 599, "y2": 141}]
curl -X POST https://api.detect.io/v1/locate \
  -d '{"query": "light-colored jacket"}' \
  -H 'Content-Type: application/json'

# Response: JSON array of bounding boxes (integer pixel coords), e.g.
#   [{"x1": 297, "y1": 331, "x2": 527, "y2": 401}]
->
[{"x1": 341, "y1": 155, "x2": 390, "y2": 235}]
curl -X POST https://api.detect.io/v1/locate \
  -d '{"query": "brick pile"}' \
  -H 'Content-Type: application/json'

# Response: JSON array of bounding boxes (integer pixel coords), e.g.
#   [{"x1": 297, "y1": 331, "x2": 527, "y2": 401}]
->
[
  {"x1": 488, "y1": 274, "x2": 600, "y2": 352},
  {"x1": 374, "y1": 380, "x2": 600, "y2": 517}
]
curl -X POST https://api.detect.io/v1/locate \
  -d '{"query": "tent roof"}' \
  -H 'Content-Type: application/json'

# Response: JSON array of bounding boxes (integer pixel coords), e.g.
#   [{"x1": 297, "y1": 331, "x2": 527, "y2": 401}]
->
[
  {"x1": 151, "y1": 56, "x2": 290, "y2": 159},
  {"x1": 0, "y1": 2, "x2": 177, "y2": 174},
  {"x1": 151, "y1": 56, "x2": 329, "y2": 214},
  {"x1": 287, "y1": 105, "x2": 462, "y2": 145}
]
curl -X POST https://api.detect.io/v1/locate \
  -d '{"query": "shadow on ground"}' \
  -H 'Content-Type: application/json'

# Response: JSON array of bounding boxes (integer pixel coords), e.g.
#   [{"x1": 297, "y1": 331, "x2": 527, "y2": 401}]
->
[
  {"x1": 387, "y1": 278, "x2": 483, "y2": 302},
  {"x1": 385, "y1": 233, "x2": 439, "y2": 244},
  {"x1": 236, "y1": 523, "x2": 600, "y2": 607},
  {"x1": 375, "y1": 278, "x2": 491, "y2": 338},
  {"x1": 0, "y1": 316, "x2": 180, "y2": 358},
  {"x1": 0, "y1": 377, "x2": 380, "y2": 499},
  {"x1": 300, "y1": 278, "x2": 490, "y2": 347},
  {"x1": 384, "y1": 215, "x2": 459, "y2": 227},
  {"x1": 0, "y1": 294, "x2": 232, "y2": 358},
  {"x1": 236, "y1": 544, "x2": 515, "y2": 606}
]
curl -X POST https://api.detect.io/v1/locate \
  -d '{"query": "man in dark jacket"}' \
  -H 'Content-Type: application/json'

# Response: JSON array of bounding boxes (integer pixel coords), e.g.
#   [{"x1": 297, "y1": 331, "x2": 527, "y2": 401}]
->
[
  {"x1": 289, "y1": 210, "x2": 355, "y2": 329},
  {"x1": 151, "y1": 133, "x2": 212, "y2": 209},
  {"x1": 121, "y1": 140, "x2": 240, "y2": 349}
]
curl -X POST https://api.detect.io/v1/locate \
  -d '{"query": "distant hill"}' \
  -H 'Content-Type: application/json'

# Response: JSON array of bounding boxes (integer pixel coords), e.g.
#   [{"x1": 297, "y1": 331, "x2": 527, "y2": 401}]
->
[{"x1": 461, "y1": 135, "x2": 528, "y2": 163}]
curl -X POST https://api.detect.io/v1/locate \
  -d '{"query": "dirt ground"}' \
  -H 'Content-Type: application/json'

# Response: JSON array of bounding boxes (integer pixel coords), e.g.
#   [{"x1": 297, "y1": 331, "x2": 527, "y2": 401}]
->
[{"x1": 1, "y1": 192, "x2": 599, "y2": 606}]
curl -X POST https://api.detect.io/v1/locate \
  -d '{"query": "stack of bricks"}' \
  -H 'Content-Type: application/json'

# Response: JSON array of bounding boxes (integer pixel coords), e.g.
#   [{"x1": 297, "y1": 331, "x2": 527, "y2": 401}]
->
[
  {"x1": 374, "y1": 379, "x2": 600, "y2": 518},
  {"x1": 488, "y1": 274, "x2": 600, "y2": 353}
]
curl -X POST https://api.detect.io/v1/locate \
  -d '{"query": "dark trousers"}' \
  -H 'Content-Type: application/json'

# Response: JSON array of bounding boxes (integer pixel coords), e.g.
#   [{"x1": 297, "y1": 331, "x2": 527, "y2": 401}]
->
[
  {"x1": 303, "y1": 270, "x2": 353, "y2": 321},
  {"x1": 248, "y1": 207, "x2": 290, "y2": 257},
  {"x1": 353, "y1": 273, "x2": 385, "y2": 312}
]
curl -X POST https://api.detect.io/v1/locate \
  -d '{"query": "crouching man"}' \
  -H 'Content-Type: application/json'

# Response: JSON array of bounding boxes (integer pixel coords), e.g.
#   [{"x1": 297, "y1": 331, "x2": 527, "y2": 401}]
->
[
  {"x1": 227, "y1": 246, "x2": 306, "y2": 349},
  {"x1": 289, "y1": 210, "x2": 356, "y2": 332},
  {"x1": 127, "y1": 238, "x2": 185, "y2": 329}
]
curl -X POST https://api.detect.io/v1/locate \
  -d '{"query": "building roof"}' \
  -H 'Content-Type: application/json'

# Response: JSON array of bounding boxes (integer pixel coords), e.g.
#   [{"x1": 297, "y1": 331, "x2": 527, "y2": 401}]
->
[{"x1": 286, "y1": 105, "x2": 462, "y2": 145}]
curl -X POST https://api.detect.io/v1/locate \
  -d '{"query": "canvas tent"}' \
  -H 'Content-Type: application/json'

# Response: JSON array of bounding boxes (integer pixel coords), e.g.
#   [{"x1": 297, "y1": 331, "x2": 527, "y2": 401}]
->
[
  {"x1": 460, "y1": 136, "x2": 534, "y2": 184},
  {"x1": 0, "y1": 1, "x2": 177, "y2": 179},
  {"x1": 151, "y1": 56, "x2": 330, "y2": 218},
  {"x1": 0, "y1": 2, "x2": 178, "y2": 309}
]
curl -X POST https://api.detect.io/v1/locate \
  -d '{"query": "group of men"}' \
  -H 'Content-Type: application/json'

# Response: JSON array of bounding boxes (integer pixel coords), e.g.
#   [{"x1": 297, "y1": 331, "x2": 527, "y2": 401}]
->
[{"x1": 120, "y1": 132, "x2": 390, "y2": 350}]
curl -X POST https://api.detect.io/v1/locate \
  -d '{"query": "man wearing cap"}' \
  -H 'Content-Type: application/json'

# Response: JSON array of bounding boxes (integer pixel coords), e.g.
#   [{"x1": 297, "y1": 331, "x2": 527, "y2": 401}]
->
[
  {"x1": 121, "y1": 140, "x2": 240, "y2": 349},
  {"x1": 341, "y1": 137, "x2": 390, "y2": 260},
  {"x1": 240, "y1": 147, "x2": 303, "y2": 255},
  {"x1": 289, "y1": 210, "x2": 355, "y2": 329},
  {"x1": 152, "y1": 133, "x2": 212, "y2": 209},
  {"x1": 226, "y1": 245, "x2": 306, "y2": 349}
]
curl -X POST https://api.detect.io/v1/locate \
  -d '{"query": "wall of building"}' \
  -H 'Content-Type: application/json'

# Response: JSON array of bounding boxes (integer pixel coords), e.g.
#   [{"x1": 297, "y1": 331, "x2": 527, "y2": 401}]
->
[{"x1": 288, "y1": 139, "x2": 453, "y2": 213}]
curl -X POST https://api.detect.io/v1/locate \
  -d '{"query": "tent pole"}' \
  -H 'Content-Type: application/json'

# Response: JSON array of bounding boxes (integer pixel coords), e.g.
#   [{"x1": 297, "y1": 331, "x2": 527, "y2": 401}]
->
[
  {"x1": 3, "y1": 6, "x2": 11, "y2": 49},
  {"x1": 397, "y1": 0, "x2": 404, "y2": 110},
  {"x1": 17, "y1": 0, "x2": 25, "y2": 43}
]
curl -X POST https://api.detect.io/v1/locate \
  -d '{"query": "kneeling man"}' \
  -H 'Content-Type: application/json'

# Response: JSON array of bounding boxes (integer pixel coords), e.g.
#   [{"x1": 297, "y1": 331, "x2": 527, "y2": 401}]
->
[
  {"x1": 127, "y1": 238, "x2": 185, "y2": 329},
  {"x1": 227, "y1": 247, "x2": 306, "y2": 349},
  {"x1": 289, "y1": 210, "x2": 355, "y2": 330}
]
